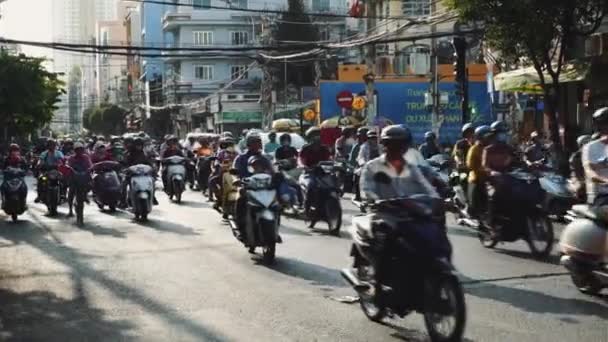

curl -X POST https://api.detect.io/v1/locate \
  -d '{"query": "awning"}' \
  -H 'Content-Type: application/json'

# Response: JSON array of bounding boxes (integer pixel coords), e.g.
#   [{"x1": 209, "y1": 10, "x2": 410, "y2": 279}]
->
[{"x1": 494, "y1": 62, "x2": 589, "y2": 94}]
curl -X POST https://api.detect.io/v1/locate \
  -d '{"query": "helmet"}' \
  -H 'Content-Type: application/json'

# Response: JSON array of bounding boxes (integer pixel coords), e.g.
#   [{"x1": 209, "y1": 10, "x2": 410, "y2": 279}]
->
[
  {"x1": 279, "y1": 133, "x2": 292, "y2": 143},
  {"x1": 220, "y1": 137, "x2": 235, "y2": 146},
  {"x1": 576, "y1": 135, "x2": 592, "y2": 148},
  {"x1": 246, "y1": 133, "x2": 262, "y2": 146},
  {"x1": 222, "y1": 131, "x2": 234, "y2": 138},
  {"x1": 97, "y1": 135, "x2": 106, "y2": 141},
  {"x1": 167, "y1": 135, "x2": 178, "y2": 144},
  {"x1": 8, "y1": 143, "x2": 20, "y2": 152},
  {"x1": 247, "y1": 155, "x2": 272, "y2": 174},
  {"x1": 133, "y1": 137, "x2": 144, "y2": 146},
  {"x1": 474, "y1": 125, "x2": 491, "y2": 139},
  {"x1": 592, "y1": 132, "x2": 601, "y2": 140},
  {"x1": 305, "y1": 127, "x2": 321, "y2": 140},
  {"x1": 357, "y1": 127, "x2": 369, "y2": 137},
  {"x1": 268, "y1": 131, "x2": 277, "y2": 140},
  {"x1": 74, "y1": 142, "x2": 85, "y2": 150},
  {"x1": 592, "y1": 107, "x2": 608, "y2": 124},
  {"x1": 462, "y1": 123, "x2": 475, "y2": 136},
  {"x1": 367, "y1": 130, "x2": 378, "y2": 138},
  {"x1": 64, "y1": 138, "x2": 74, "y2": 145},
  {"x1": 96, "y1": 143, "x2": 107, "y2": 150},
  {"x1": 424, "y1": 131, "x2": 436, "y2": 140},
  {"x1": 490, "y1": 121, "x2": 508, "y2": 133},
  {"x1": 380, "y1": 125, "x2": 412, "y2": 145},
  {"x1": 47, "y1": 139, "x2": 57, "y2": 148}
]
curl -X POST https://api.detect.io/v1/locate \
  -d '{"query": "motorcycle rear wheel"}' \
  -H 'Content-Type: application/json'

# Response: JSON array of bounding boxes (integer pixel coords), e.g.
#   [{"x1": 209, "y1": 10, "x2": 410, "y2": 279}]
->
[
  {"x1": 423, "y1": 275, "x2": 467, "y2": 342},
  {"x1": 525, "y1": 216, "x2": 554, "y2": 258},
  {"x1": 570, "y1": 271, "x2": 602, "y2": 295},
  {"x1": 477, "y1": 226, "x2": 498, "y2": 248},
  {"x1": 11, "y1": 214, "x2": 18, "y2": 222},
  {"x1": 175, "y1": 192, "x2": 182, "y2": 204},
  {"x1": 325, "y1": 198, "x2": 342, "y2": 236}
]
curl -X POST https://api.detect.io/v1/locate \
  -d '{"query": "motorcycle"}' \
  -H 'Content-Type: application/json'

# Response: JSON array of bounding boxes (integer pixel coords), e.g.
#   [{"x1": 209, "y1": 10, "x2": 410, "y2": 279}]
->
[
  {"x1": 539, "y1": 170, "x2": 578, "y2": 220},
  {"x1": 477, "y1": 169, "x2": 554, "y2": 258},
  {"x1": 427, "y1": 154, "x2": 452, "y2": 185},
  {"x1": 66, "y1": 166, "x2": 92, "y2": 226},
  {"x1": 559, "y1": 204, "x2": 608, "y2": 295},
  {"x1": 92, "y1": 161, "x2": 122, "y2": 212},
  {"x1": 342, "y1": 193, "x2": 466, "y2": 342},
  {"x1": 228, "y1": 172, "x2": 282, "y2": 263},
  {"x1": 1, "y1": 167, "x2": 28, "y2": 222},
  {"x1": 127, "y1": 164, "x2": 155, "y2": 222},
  {"x1": 275, "y1": 159, "x2": 304, "y2": 216},
  {"x1": 162, "y1": 156, "x2": 187, "y2": 203},
  {"x1": 334, "y1": 160, "x2": 355, "y2": 196},
  {"x1": 300, "y1": 161, "x2": 343, "y2": 235},
  {"x1": 39, "y1": 166, "x2": 62, "y2": 216},
  {"x1": 196, "y1": 155, "x2": 215, "y2": 196}
]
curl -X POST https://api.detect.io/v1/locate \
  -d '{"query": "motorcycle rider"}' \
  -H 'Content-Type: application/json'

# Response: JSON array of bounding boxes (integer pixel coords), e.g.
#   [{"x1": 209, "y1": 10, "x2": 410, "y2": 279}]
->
[
  {"x1": 357, "y1": 130, "x2": 380, "y2": 167},
  {"x1": 299, "y1": 127, "x2": 332, "y2": 218},
  {"x1": 233, "y1": 133, "x2": 264, "y2": 179},
  {"x1": 275, "y1": 133, "x2": 298, "y2": 166},
  {"x1": 524, "y1": 131, "x2": 546, "y2": 167},
  {"x1": 569, "y1": 135, "x2": 592, "y2": 202},
  {"x1": 35, "y1": 139, "x2": 65, "y2": 203},
  {"x1": 61, "y1": 138, "x2": 74, "y2": 156},
  {"x1": 350, "y1": 127, "x2": 369, "y2": 202},
  {"x1": 453, "y1": 123, "x2": 475, "y2": 171},
  {"x1": 582, "y1": 107, "x2": 608, "y2": 211},
  {"x1": 335, "y1": 127, "x2": 355, "y2": 160},
  {"x1": 91, "y1": 144, "x2": 113, "y2": 163},
  {"x1": 419, "y1": 131, "x2": 441, "y2": 159},
  {"x1": 160, "y1": 136, "x2": 185, "y2": 190},
  {"x1": 466, "y1": 125, "x2": 492, "y2": 218},
  {"x1": 121, "y1": 137, "x2": 158, "y2": 208},
  {"x1": 264, "y1": 132, "x2": 281, "y2": 154},
  {"x1": 209, "y1": 136, "x2": 237, "y2": 205},
  {"x1": 2, "y1": 144, "x2": 27, "y2": 170},
  {"x1": 482, "y1": 121, "x2": 517, "y2": 229},
  {"x1": 66, "y1": 142, "x2": 93, "y2": 214}
]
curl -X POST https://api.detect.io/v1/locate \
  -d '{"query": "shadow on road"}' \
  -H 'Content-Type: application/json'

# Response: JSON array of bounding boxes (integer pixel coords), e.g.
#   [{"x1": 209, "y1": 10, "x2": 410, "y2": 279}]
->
[
  {"x1": 0, "y1": 212, "x2": 228, "y2": 341},
  {"x1": 138, "y1": 218, "x2": 201, "y2": 236},
  {"x1": 494, "y1": 249, "x2": 561, "y2": 265},
  {"x1": 0, "y1": 287, "x2": 134, "y2": 341},
  {"x1": 461, "y1": 274, "x2": 608, "y2": 319},
  {"x1": 265, "y1": 257, "x2": 346, "y2": 288},
  {"x1": 78, "y1": 223, "x2": 127, "y2": 238}
]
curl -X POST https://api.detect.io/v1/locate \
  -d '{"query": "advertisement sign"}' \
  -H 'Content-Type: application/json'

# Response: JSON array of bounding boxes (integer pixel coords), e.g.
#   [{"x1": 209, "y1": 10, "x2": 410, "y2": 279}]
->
[{"x1": 320, "y1": 81, "x2": 493, "y2": 143}]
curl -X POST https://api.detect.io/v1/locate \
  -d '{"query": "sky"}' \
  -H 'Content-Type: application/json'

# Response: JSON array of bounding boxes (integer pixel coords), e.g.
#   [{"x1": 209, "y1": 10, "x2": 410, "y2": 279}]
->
[{"x1": 0, "y1": 0, "x2": 53, "y2": 59}]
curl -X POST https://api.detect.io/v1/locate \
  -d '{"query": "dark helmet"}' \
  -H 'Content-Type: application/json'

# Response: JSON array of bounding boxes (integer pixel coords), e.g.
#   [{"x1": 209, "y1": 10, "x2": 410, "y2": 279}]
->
[
  {"x1": 576, "y1": 135, "x2": 591, "y2": 148},
  {"x1": 367, "y1": 130, "x2": 378, "y2": 139},
  {"x1": 133, "y1": 137, "x2": 144, "y2": 146},
  {"x1": 474, "y1": 125, "x2": 491, "y2": 139},
  {"x1": 47, "y1": 139, "x2": 57, "y2": 148},
  {"x1": 380, "y1": 125, "x2": 412, "y2": 146},
  {"x1": 64, "y1": 138, "x2": 74, "y2": 145},
  {"x1": 424, "y1": 131, "x2": 436, "y2": 140},
  {"x1": 279, "y1": 133, "x2": 292, "y2": 143},
  {"x1": 268, "y1": 131, "x2": 277, "y2": 140},
  {"x1": 490, "y1": 121, "x2": 508, "y2": 133},
  {"x1": 357, "y1": 127, "x2": 369, "y2": 137},
  {"x1": 462, "y1": 123, "x2": 475, "y2": 136},
  {"x1": 305, "y1": 126, "x2": 321, "y2": 140},
  {"x1": 167, "y1": 135, "x2": 178, "y2": 144},
  {"x1": 246, "y1": 132, "x2": 262, "y2": 146},
  {"x1": 219, "y1": 136, "x2": 235, "y2": 146},
  {"x1": 74, "y1": 142, "x2": 85, "y2": 151},
  {"x1": 8, "y1": 143, "x2": 20, "y2": 152},
  {"x1": 592, "y1": 107, "x2": 608, "y2": 124}
]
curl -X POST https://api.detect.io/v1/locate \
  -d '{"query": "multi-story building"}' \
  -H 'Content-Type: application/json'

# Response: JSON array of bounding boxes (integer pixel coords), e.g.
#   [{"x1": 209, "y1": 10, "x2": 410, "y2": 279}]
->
[
  {"x1": 95, "y1": 20, "x2": 128, "y2": 104},
  {"x1": 162, "y1": 0, "x2": 347, "y2": 134}
]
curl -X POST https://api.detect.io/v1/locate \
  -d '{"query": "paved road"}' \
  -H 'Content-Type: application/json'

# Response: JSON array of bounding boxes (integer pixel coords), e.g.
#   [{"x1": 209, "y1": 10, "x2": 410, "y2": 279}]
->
[{"x1": 0, "y1": 181, "x2": 605, "y2": 341}]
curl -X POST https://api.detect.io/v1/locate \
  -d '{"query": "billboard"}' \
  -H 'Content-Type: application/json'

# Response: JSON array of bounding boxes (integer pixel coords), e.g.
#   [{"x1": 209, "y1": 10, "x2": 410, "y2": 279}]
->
[{"x1": 320, "y1": 81, "x2": 494, "y2": 143}]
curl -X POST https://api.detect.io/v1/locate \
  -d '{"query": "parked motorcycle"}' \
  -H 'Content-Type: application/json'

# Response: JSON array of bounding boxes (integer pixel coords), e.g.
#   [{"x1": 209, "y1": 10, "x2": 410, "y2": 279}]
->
[
  {"x1": 559, "y1": 204, "x2": 608, "y2": 295},
  {"x1": 92, "y1": 161, "x2": 122, "y2": 212},
  {"x1": 228, "y1": 173, "x2": 282, "y2": 263},
  {"x1": 477, "y1": 169, "x2": 554, "y2": 258},
  {"x1": 39, "y1": 166, "x2": 62, "y2": 216},
  {"x1": 300, "y1": 161, "x2": 343, "y2": 235},
  {"x1": 196, "y1": 155, "x2": 215, "y2": 196},
  {"x1": 127, "y1": 164, "x2": 155, "y2": 221},
  {"x1": 162, "y1": 156, "x2": 187, "y2": 203},
  {"x1": 1, "y1": 167, "x2": 28, "y2": 222},
  {"x1": 66, "y1": 166, "x2": 92, "y2": 226},
  {"x1": 342, "y1": 193, "x2": 466, "y2": 342}
]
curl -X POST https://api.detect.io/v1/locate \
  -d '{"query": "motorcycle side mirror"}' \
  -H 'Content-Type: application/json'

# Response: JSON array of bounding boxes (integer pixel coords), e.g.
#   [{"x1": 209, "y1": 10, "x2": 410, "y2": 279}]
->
[{"x1": 373, "y1": 172, "x2": 392, "y2": 185}]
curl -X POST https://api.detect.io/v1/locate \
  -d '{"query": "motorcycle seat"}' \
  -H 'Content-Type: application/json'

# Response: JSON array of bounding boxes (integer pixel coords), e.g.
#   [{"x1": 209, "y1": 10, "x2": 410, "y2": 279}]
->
[{"x1": 572, "y1": 204, "x2": 599, "y2": 221}]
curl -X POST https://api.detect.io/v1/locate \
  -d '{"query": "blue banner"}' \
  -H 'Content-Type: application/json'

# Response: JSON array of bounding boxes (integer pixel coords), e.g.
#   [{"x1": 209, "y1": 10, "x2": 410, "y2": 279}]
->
[{"x1": 320, "y1": 81, "x2": 494, "y2": 144}]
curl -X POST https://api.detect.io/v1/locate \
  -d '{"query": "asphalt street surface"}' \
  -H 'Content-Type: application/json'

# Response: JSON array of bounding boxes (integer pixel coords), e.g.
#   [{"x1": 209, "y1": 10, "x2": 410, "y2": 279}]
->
[{"x1": 0, "y1": 177, "x2": 606, "y2": 341}]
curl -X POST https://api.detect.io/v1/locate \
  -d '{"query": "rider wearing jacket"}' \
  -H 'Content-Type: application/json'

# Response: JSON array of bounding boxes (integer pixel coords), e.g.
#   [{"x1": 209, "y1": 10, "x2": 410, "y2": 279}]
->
[
  {"x1": 299, "y1": 127, "x2": 331, "y2": 218},
  {"x1": 121, "y1": 137, "x2": 157, "y2": 207},
  {"x1": 570, "y1": 135, "x2": 592, "y2": 201},
  {"x1": 452, "y1": 123, "x2": 475, "y2": 171},
  {"x1": 466, "y1": 125, "x2": 492, "y2": 217},
  {"x1": 35, "y1": 139, "x2": 65, "y2": 203},
  {"x1": 582, "y1": 107, "x2": 608, "y2": 210},
  {"x1": 419, "y1": 131, "x2": 441, "y2": 159},
  {"x1": 2, "y1": 144, "x2": 27, "y2": 170}
]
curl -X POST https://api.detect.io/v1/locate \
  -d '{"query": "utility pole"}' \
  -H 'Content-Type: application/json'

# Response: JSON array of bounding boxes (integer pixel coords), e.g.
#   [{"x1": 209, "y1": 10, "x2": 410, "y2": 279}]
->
[
  {"x1": 364, "y1": 0, "x2": 377, "y2": 127},
  {"x1": 429, "y1": 0, "x2": 442, "y2": 138}
]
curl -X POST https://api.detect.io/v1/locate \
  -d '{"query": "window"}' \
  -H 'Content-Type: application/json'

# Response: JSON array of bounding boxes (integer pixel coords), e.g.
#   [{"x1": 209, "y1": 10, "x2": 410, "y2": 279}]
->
[
  {"x1": 402, "y1": 0, "x2": 430, "y2": 16},
  {"x1": 192, "y1": 0, "x2": 210, "y2": 9},
  {"x1": 312, "y1": 0, "x2": 330, "y2": 12},
  {"x1": 231, "y1": 31, "x2": 249, "y2": 45},
  {"x1": 319, "y1": 29, "x2": 330, "y2": 41},
  {"x1": 230, "y1": 0, "x2": 247, "y2": 9},
  {"x1": 231, "y1": 65, "x2": 249, "y2": 80},
  {"x1": 193, "y1": 31, "x2": 213, "y2": 46},
  {"x1": 195, "y1": 65, "x2": 214, "y2": 80}
]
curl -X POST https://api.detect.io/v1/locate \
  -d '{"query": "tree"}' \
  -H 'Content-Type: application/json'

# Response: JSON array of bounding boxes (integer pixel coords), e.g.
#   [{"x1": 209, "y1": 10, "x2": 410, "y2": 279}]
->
[
  {"x1": 83, "y1": 104, "x2": 128, "y2": 136},
  {"x1": 271, "y1": 0, "x2": 320, "y2": 91},
  {"x1": 446, "y1": 0, "x2": 607, "y2": 153},
  {"x1": 0, "y1": 52, "x2": 64, "y2": 137}
]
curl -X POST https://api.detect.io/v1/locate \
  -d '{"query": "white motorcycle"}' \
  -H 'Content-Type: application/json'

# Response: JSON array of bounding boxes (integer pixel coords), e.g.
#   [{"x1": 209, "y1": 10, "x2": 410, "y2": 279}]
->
[
  {"x1": 162, "y1": 156, "x2": 187, "y2": 203},
  {"x1": 229, "y1": 173, "x2": 282, "y2": 264},
  {"x1": 560, "y1": 204, "x2": 608, "y2": 295},
  {"x1": 128, "y1": 164, "x2": 155, "y2": 222}
]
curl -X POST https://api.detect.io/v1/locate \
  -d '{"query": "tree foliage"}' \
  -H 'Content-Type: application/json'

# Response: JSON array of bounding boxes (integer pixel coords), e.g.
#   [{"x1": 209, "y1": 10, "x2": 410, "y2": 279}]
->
[
  {"x1": 83, "y1": 104, "x2": 128, "y2": 136},
  {"x1": 0, "y1": 52, "x2": 64, "y2": 135},
  {"x1": 446, "y1": 0, "x2": 607, "y2": 151}
]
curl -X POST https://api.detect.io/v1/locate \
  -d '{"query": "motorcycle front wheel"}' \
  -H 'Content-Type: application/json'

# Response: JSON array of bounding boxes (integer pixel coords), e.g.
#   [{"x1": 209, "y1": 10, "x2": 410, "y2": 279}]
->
[
  {"x1": 325, "y1": 197, "x2": 342, "y2": 236},
  {"x1": 477, "y1": 225, "x2": 498, "y2": 248},
  {"x1": 356, "y1": 264, "x2": 386, "y2": 322},
  {"x1": 11, "y1": 213, "x2": 18, "y2": 222},
  {"x1": 423, "y1": 275, "x2": 467, "y2": 342}
]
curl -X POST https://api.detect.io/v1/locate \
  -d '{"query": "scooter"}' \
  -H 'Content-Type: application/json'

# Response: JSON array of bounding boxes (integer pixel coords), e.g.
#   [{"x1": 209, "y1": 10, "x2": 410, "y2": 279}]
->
[
  {"x1": 92, "y1": 161, "x2": 122, "y2": 212},
  {"x1": 477, "y1": 169, "x2": 554, "y2": 258},
  {"x1": 228, "y1": 173, "x2": 282, "y2": 263},
  {"x1": 275, "y1": 159, "x2": 304, "y2": 217},
  {"x1": 127, "y1": 164, "x2": 155, "y2": 222},
  {"x1": 39, "y1": 166, "x2": 62, "y2": 216},
  {"x1": 559, "y1": 204, "x2": 608, "y2": 295},
  {"x1": 1, "y1": 167, "x2": 28, "y2": 222},
  {"x1": 162, "y1": 156, "x2": 187, "y2": 203},
  {"x1": 300, "y1": 161, "x2": 343, "y2": 235},
  {"x1": 196, "y1": 155, "x2": 215, "y2": 195},
  {"x1": 342, "y1": 189, "x2": 466, "y2": 342}
]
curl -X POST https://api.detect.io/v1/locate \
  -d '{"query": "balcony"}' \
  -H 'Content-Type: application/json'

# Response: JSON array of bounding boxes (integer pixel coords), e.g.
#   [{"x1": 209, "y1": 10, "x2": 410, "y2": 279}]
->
[{"x1": 163, "y1": 12, "x2": 193, "y2": 30}]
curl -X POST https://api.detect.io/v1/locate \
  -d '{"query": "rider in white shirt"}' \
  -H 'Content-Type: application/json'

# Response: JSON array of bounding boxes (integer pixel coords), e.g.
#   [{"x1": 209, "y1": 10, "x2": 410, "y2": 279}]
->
[{"x1": 582, "y1": 107, "x2": 608, "y2": 205}]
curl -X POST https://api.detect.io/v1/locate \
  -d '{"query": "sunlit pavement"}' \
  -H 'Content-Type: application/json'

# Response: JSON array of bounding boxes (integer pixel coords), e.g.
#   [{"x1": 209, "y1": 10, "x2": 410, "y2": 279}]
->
[{"x1": 0, "y1": 178, "x2": 605, "y2": 341}]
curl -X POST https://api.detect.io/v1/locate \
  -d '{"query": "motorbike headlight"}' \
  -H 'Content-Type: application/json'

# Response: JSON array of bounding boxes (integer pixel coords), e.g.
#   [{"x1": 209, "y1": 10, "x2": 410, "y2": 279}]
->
[{"x1": 41, "y1": 176, "x2": 47, "y2": 181}]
